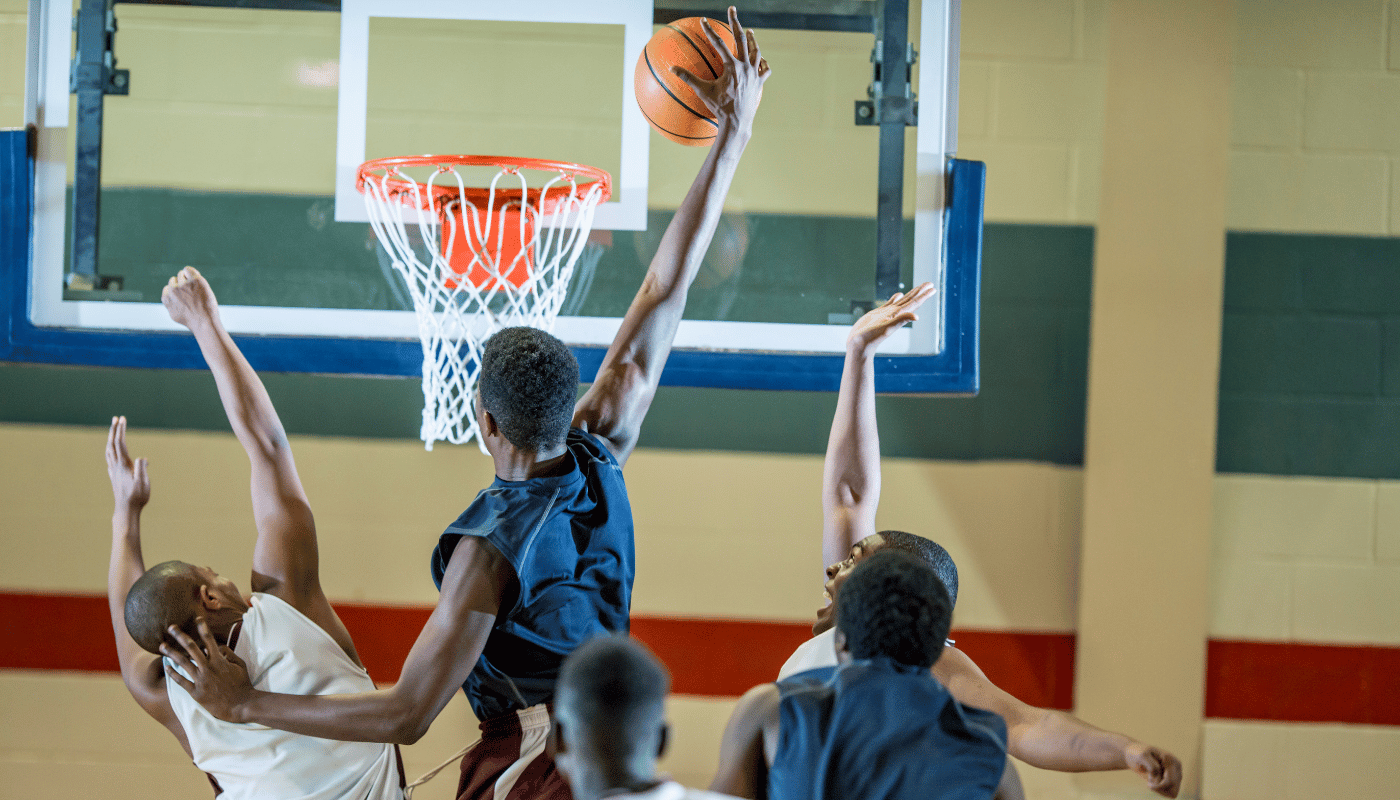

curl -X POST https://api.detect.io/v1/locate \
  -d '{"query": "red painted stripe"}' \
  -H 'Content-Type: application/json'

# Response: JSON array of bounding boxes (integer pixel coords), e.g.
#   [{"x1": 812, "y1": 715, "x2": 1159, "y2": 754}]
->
[
  {"x1": 630, "y1": 616, "x2": 815, "y2": 697},
  {"x1": 1205, "y1": 639, "x2": 1400, "y2": 725},
  {"x1": 949, "y1": 630, "x2": 1078, "y2": 711},
  {"x1": 6, "y1": 592, "x2": 1399, "y2": 725}
]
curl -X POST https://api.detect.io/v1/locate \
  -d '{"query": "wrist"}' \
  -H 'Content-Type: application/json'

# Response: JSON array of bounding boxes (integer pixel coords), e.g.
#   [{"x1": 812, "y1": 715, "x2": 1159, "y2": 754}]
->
[
  {"x1": 186, "y1": 313, "x2": 222, "y2": 339},
  {"x1": 845, "y1": 339, "x2": 878, "y2": 360},
  {"x1": 714, "y1": 120, "x2": 752, "y2": 150},
  {"x1": 113, "y1": 503, "x2": 143, "y2": 521}
]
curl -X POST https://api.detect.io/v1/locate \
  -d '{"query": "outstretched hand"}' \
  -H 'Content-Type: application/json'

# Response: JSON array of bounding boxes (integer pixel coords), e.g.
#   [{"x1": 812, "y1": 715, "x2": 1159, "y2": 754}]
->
[
  {"x1": 106, "y1": 416, "x2": 150, "y2": 510},
  {"x1": 848, "y1": 282, "x2": 937, "y2": 357},
  {"x1": 161, "y1": 618, "x2": 254, "y2": 723},
  {"x1": 671, "y1": 6, "x2": 770, "y2": 137},
  {"x1": 1125, "y1": 742, "x2": 1183, "y2": 798},
  {"x1": 161, "y1": 266, "x2": 221, "y2": 331}
]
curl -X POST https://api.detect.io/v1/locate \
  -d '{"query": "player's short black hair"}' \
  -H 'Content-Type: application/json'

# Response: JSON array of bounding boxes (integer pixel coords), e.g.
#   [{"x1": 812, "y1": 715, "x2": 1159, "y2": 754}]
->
[
  {"x1": 836, "y1": 550, "x2": 952, "y2": 670},
  {"x1": 878, "y1": 530, "x2": 959, "y2": 608},
  {"x1": 554, "y1": 636, "x2": 669, "y2": 739},
  {"x1": 124, "y1": 560, "x2": 201, "y2": 655},
  {"x1": 478, "y1": 327, "x2": 579, "y2": 452}
]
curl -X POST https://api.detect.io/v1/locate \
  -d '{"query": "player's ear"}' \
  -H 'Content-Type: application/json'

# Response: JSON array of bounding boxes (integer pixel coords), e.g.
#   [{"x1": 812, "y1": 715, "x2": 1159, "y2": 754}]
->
[
  {"x1": 657, "y1": 721, "x2": 670, "y2": 759},
  {"x1": 480, "y1": 408, "x2": 500, "y2": 438},
  {"x1": 198, "y1": 584, "x2": 221, "y2": 611}
]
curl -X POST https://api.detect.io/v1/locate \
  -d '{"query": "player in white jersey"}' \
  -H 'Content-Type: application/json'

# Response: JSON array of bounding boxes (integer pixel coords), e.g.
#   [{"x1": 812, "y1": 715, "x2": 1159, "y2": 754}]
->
[
  {"x1": 552, "y1": 635, "x2": 741, "y2": 800},
  {"x1": 711, "y1": 285, "x2": 1183, "y2": 798},
  {"x1": 104, "y1": 268, "x2": 402, "y2": 799}
]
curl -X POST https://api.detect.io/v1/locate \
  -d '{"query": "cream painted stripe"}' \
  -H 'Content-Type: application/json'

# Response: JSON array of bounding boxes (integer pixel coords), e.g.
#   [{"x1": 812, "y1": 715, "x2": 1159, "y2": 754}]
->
[
  {"x1": 1202, "y1": 720, "x2": 1400, "y2": 800},
  {"x1": 0, "y1": 669, "x2": 483, "y2": 799},
  {"x1": 2, "y1": 423, "x2": 1400, "y2": 641},
  {"x1": 1, "y1": 424, "x2": 1083, "y2": 631},
  {"x1": 7, "y1": 422, "x2": 1400, "y2": 643}
]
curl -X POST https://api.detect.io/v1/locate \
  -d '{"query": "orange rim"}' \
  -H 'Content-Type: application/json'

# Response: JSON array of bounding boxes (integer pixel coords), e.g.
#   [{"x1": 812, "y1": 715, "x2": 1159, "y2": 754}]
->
[{"x1": 356, "y1": 154, "x2": 612, "y2": 213}]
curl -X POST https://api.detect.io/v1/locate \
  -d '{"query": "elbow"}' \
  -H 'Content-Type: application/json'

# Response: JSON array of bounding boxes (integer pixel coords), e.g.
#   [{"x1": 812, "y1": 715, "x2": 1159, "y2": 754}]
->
[{"x1": 388, "y1": 707, "x2": 432, "y2": 746}]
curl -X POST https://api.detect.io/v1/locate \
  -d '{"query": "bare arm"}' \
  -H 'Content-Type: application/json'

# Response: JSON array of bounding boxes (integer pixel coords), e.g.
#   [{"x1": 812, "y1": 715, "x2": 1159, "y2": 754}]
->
[
  {"x1": 162, "y1": 267, "x2": 358, "y2": 661},
  {"x1": 709, "y1": 682, "x2": 780, "y2": 799},
  {"x1": 573, "y1": 7, "x2": 769, "y2": 465},
  {"x1": 821, "y1": 285, "x2": 936, "y2": 567},
  {"x1": 163, "y1": 536, "x2": 510, "y2": 745},
  {"x1": 936, "y1": 646, "x2": 1182, "y2": 797},
  {"x1": 104, "y1": 416, "x2": 192, "y2": 756}
]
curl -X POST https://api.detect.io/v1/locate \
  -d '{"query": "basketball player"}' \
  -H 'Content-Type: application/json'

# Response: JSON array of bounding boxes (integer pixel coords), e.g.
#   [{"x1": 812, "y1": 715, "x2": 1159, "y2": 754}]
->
[
  {"x1": 733, "y1": 288, "x2": 1184, "y2": 797},
  {"x1": 105, "y1": 269, "x2": 403, "y2": 799},
  {"x1": 714, "y1": 550, "x2": 1011, "y2": 800},
  {"x1": 162, "y1": 8, "x2": 770, "y2": 800},
  {"x1": 553, "y1": 635, "x2": 742, "y2": 800}
]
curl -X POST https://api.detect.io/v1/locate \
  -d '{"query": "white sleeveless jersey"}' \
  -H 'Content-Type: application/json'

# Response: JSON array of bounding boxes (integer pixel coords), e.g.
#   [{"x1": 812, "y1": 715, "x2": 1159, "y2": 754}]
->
[
  {"x1": 165, "y1": 593, "x2": 403, "y2": 800},
  {"x1": 778, "y1": 628, "x2": 957, "y2": 680}
]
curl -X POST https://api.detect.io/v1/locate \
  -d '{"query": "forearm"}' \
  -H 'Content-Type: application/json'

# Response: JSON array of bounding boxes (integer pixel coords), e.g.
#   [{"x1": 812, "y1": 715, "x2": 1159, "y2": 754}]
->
[
  {"x1": 1009, "y1": 709, "x2": 1134, "y2": 772},
  {"x1": 233, "y1": 686, "x2": 428, "y2": 745},
  {"x1": 108, "y1": 507, "x2": 150, "y2": 673},
  {"x1": 821, "y1": 343, "x2": 881, "y2": 566},
  {"x1": 623, "y1": 128, "x2": 750, "y2": 371},
  {"x1": 185, "y1": 316, "x2": 289, "y2": 459}
]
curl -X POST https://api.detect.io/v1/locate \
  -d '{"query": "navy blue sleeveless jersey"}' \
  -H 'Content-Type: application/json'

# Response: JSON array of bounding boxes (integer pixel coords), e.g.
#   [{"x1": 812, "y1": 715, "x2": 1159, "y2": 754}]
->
[
  {"x1": 770, "y1": 658, "x2": 1008, "y2": 800},
  {"x1": 430, "y1": 428, "x2": 634, "y2": 721}
]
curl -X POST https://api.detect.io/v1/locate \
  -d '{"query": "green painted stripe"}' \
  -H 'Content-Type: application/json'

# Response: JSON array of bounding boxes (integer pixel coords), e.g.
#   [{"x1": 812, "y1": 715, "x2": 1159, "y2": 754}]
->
[
  {"x1": 3, "y1": 187, "x2": 1096, "y2": 462},
  {"x1": 1218, "y1": 232, "x2": 1400, "y2": 479}
]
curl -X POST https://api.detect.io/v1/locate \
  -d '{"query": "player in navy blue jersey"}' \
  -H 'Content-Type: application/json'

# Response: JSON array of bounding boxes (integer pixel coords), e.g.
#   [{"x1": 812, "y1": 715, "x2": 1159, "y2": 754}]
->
[
  {"x1": 162, "y1": 8, "x2": 770, "y2": 800},
  {"x1": 713, "y1": 550, "x2": 1013, "y2": 800},
  {"x1": 745, "y1": 287, "x2": 1182, "y2": 798}
]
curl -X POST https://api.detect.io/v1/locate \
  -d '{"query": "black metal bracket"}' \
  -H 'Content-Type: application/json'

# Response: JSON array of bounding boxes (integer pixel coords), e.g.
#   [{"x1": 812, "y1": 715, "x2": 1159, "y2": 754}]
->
[
  {"x1": 868, "y1": 0, "x2": 915, "y2": 299},
  {"x1": 68, "y1": 0, "x2": 128, "y2": 289},
  {"x1": 855, "y1": 28, "x2": 918, "y2": 126}
]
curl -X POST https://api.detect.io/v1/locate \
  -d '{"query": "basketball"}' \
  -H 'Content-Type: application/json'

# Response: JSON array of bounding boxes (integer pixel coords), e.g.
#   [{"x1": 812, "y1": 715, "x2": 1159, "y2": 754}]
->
[{"x1": 634, "y1": 17, "x2": 739, "y2": 146}]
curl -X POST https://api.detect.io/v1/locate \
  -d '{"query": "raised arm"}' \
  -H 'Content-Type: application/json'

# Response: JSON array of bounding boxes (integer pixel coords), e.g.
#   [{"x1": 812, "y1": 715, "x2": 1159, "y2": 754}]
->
[
  {"x1": 821, "y1": 285, "x2": 935, "y2": 567},
  {"x1": 105, "y1": 416, "x2": 192, "y2": 756},
  {"x1": 161, "y1": 267, "x2": 357, "y2": 659},
  {"x1": 936, "y1": 646, "x2": 1183, "y2": 798},
  {"x1": 573, "y1": 6, "x2": 769, "y2": 465},
  {"x1": 163, "y1": 536, "x2": 511, "y2": 745}
]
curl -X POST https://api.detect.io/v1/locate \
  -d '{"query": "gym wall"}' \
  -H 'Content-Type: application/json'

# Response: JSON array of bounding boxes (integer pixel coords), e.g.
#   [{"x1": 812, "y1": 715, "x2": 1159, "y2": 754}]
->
[{"x1": 2, "y1": 1, "x2": 1398, "y2": 798}]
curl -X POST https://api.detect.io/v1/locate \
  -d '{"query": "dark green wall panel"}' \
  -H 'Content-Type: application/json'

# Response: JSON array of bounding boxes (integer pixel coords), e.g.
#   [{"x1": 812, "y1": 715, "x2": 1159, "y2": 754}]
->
[
  {"x1": 1217, "y1": 232, "x2": 1400, "y2": 478},
  {"x1": 4, "y1": 201, "x2": 1097, "y2": 463}
]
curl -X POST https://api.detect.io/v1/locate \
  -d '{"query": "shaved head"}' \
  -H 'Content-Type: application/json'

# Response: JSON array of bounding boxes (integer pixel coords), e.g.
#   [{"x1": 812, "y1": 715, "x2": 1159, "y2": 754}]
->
[
  {"x1": 555, "y1": 635, "x2": 670, "y2": 787},
  {"x1": 124, "y1": 560, "x2": 202, "y2": 654}
]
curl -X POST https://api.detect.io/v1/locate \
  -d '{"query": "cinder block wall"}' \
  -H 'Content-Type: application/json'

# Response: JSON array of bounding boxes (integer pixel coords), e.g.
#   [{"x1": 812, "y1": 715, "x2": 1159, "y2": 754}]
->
[{"x1": 4, "y1": 2, "x2": 1400, "y2": 799}]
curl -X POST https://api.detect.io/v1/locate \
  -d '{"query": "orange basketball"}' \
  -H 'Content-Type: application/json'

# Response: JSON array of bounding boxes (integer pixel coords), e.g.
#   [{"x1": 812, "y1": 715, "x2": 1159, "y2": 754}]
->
[{"x1": 634, "y1": 17, "x2": 739, "y2": 146}]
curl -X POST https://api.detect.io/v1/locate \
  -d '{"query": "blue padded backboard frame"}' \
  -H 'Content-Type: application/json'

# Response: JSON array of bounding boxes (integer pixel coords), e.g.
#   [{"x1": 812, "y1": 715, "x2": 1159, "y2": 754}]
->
[{"x1": 1, "y1": 129, "x2": 982, "y2": 394}]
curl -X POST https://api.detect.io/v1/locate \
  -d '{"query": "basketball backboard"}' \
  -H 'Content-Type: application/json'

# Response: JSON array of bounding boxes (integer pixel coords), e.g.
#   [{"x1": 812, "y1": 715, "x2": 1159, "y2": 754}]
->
[{"x1": 5, "y1": 0, "x2": 980, "y2": 394}]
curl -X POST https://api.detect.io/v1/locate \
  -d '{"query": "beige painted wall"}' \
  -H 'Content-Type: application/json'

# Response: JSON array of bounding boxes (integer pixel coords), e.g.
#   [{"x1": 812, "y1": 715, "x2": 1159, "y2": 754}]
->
[
  {"x1": 6, "y1": 1, "x2": 1400, "y2": 798},
  {"x1": 0, "y1": 421, "x2": 1081, "y2": 793},
  {"x1": 4, "y1": 0, "x2": 1397, "y2": 231}
]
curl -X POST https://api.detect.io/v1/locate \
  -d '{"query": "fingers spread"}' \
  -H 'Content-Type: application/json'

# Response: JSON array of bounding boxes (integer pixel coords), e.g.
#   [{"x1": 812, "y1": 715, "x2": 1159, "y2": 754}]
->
[
  {"x1": 728, "y1": 7, "x2": 745, "y2": 58},
  {"x1": 164, "y1": 662, "x2": 195, "y2": 692},
  {"x1": 196, "y1": 617, "x2": 222, "y2": 658},
  {"x1": 670, "y1": 65, "x2": 706, "y2": 92},
  {"x1": 167, "y1": 624, "x2": 208, "y2": 668},
  {"x1": 702, "y1": 17, "x2": 734, "y2": 61}
]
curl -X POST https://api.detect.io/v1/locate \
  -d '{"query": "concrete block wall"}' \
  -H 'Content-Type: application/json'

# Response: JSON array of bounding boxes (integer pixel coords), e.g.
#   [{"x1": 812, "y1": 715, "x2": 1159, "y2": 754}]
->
[
  {"x1": 1229, "y1": 0, "x2": 1400, "y2": 235},
  {"x1": 5, "y1": 1, "x2": 1400, "y2": 798},
  {"x1": 958, "y1": 0, "x2": 1107, "y2": 224}
]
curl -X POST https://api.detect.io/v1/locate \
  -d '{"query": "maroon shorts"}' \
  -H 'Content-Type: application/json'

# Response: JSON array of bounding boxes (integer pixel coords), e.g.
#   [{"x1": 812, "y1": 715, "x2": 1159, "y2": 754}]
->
[{"x1": 456, "y1": 704, "x2": 571, "y2": 800}]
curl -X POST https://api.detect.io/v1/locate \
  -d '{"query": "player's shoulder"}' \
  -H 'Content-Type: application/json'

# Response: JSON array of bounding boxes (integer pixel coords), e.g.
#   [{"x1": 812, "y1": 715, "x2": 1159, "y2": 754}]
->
[{"x1": 568, "y1": 426, "x2": 622, "y2": 468}]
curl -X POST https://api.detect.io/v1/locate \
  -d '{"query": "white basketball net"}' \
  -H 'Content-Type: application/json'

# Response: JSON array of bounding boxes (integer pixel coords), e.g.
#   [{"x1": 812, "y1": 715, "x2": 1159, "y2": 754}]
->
[{"x1": 360, "y1": 159, "x2": 609, "y2": 450}]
